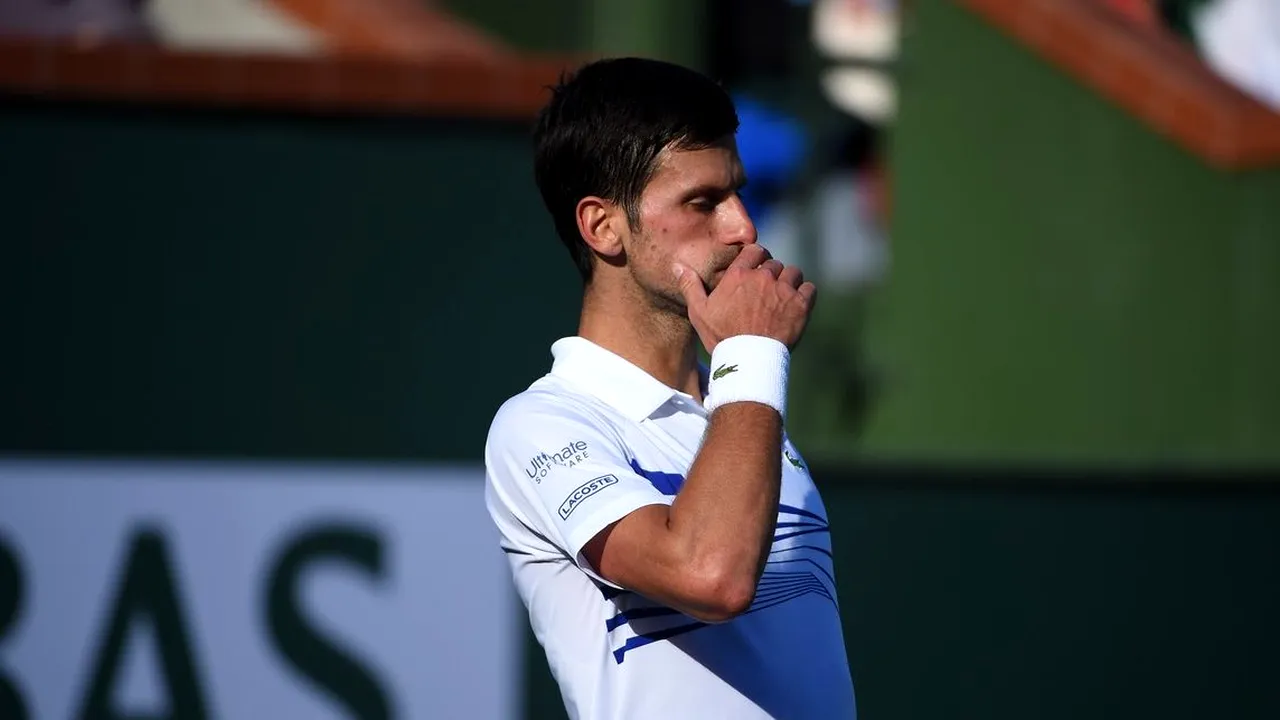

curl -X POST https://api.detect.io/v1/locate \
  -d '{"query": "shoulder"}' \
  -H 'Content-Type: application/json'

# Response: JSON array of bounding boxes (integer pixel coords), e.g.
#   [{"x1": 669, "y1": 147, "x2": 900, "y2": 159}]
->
[
  {"x1": 484, "y1": 376, "x2": 639, "y2": 512},
  {"x1": 486, "y1": 375, "x2": 624, "y2": 455}
]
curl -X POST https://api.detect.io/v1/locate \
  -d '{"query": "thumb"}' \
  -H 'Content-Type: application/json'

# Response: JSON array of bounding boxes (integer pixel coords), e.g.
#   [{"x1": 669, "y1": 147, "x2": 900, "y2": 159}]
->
[{"x1": 672, "y1": 263, "x2": 708, "y2": 309}]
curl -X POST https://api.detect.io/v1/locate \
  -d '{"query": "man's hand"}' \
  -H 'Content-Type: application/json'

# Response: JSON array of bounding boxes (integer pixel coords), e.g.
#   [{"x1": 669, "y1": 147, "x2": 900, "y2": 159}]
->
[{"x1": 674, "y1": 245, "x2": 817, "y2": 353}]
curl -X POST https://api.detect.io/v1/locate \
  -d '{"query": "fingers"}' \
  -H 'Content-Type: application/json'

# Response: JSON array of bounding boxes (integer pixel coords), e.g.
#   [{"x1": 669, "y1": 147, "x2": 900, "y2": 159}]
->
[
  {"x1": 673, "y1": 263, "x2": 708, "y2": 309},
  {"x1": 729, "y1": 244, "x2": 772, "y2": 270},
  {"x1": 778, "y1": 265, "x2": 804, "y2": 289},
  {"x1": 759, "y1": 259, "x2": 784, "y2": 279},
  {"x1": 797, "y1": 281, "x2": 817, "y2": 311}
]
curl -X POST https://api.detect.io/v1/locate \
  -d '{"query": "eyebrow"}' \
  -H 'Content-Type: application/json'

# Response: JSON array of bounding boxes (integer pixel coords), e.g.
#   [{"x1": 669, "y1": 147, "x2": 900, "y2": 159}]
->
[{"x1": 681, "y1": 175, "x2": 749, "y2": 202}]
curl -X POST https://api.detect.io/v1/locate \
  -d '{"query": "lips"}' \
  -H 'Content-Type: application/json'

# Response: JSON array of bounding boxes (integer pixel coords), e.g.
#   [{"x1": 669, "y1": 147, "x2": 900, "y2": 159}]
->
[{"x1": 712, "y1": 253, "x2": 739, "y2": 274}]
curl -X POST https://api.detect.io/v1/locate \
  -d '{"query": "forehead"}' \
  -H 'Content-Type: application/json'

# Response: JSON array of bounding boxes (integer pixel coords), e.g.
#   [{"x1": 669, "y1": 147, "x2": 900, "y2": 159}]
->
[{"x1": 645, "y1": 139, "x2": 745, "y2": 192}]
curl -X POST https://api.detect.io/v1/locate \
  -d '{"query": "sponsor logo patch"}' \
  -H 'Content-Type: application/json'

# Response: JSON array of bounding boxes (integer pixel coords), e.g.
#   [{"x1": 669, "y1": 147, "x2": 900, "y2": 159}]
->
[
  {"x1": 525, "y1": 440, "x2": 590, "y2": 483},
  {"x1": 558, "y1": 474, "x2": 619, "y2": 520}
]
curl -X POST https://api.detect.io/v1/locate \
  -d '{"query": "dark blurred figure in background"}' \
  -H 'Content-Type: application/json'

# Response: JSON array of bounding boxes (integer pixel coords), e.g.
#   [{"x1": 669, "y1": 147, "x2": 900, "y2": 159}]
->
[
  {"x1": 0, "y1": 0, "x2": 152, "y2": 44},
  {"x1": 706, "y1": 0, "x2": 892, "y2": 292},
  {"x1": 0, "y1": 0, "x2": 508, "y2": 60}
]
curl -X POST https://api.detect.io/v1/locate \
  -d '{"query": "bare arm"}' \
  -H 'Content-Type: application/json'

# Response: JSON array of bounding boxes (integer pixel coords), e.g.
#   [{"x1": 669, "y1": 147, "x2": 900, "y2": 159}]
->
[{"x1": 584, "y1": 402, "x2": 781, "y2": 622}]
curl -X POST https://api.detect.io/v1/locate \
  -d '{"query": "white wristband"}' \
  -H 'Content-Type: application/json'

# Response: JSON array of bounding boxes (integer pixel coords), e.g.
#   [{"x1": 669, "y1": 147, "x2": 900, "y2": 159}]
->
[{"x1": 704, "y1": 335, "x2": 790, "y2": 419}]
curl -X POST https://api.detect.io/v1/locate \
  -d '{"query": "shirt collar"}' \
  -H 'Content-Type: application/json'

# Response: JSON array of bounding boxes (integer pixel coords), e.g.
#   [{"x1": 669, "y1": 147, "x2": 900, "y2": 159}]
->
[{"x1": 549, "y1": 337, "x2": 706, "y2": 422}]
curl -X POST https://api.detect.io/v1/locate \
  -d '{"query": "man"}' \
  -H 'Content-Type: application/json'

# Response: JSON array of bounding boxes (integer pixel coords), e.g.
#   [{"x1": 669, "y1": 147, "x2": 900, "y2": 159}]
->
[{"x1": 484, "y1": 57, "x2": 856, "y2": 719}]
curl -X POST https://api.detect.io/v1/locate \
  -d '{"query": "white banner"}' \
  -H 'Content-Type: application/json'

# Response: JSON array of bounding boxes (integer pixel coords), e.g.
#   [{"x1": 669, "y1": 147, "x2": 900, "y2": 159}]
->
[{"x1": 0, "y1": 459, "x2": 519, "y2": 720}]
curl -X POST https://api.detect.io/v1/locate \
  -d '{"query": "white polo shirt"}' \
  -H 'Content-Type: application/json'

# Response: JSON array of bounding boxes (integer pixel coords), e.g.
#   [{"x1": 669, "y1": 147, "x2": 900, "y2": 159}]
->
[{"x1": 484, "y1": 337, "x2": 856, "y2": 720}]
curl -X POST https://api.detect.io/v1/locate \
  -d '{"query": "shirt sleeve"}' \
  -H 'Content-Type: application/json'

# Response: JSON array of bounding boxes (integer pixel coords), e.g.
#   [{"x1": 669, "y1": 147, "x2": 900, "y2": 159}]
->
[{"x1": 484, "y1": 391, "x2": 671, "y2": 585}]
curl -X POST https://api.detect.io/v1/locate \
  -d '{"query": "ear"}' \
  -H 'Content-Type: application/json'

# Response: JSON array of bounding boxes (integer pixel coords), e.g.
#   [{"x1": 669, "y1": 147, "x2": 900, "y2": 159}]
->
[{"x1": 575, "y1": 196, "x2": 627, "y2": 260}]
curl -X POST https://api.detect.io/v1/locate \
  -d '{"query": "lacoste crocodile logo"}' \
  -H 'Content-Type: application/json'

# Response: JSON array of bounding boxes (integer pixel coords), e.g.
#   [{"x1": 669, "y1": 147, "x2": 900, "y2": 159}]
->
[
  {"x1": 785, "y1": 449, "x2": 806, "y2": 471},
  {"x1": 712, "y1": 364, "x2": 739, "y2": 381}
]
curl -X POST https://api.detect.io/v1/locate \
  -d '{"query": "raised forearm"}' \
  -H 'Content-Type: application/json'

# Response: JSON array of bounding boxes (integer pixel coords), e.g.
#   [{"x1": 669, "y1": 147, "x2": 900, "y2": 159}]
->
[{"x1": 665, "y1": 402, "x2": 782, "y2": 618}]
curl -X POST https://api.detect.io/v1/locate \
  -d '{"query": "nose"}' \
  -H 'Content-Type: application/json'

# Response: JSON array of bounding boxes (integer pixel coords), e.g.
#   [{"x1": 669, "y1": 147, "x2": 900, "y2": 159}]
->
[{"x1": 720, "y1": 194, "x2": 758, "y2": 247}]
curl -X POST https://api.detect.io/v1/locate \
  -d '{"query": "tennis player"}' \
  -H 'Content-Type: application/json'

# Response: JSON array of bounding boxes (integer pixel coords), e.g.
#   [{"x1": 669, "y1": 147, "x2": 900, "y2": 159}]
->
[{"x1": 484, "y1": 57, "x2": 856, "y2": 719}]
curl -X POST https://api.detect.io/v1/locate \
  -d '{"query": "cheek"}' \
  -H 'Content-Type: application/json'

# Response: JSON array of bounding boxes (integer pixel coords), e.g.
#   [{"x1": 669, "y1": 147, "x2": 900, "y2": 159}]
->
[
  {"x1": 633, "y1": 211, "x2": 718, "y2": 280},
  {"x1": 646, "y1": 215, "x2": 704, "y2": 259},
  {"x1": 670, "y1": 245, "x2": 711, "y2": 272}
]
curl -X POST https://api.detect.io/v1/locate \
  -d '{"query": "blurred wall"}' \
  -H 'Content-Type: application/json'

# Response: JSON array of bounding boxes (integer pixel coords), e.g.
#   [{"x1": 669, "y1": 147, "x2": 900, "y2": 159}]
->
[
  {"x1": 444, "y1": 0, "x2": 705, "y2": 69},
  {"x1": 0, "y1": 99, "x2": 580, "y2": 460},
  {"x1": 0, "y1": 94, "x2": 576, "y2": 717},
  {"x1": 859, "y1": 1, "x2": 1280, "y2": 466},
  {"x1": 442, "y1": 0, "x2": 587, "y2": 55}
]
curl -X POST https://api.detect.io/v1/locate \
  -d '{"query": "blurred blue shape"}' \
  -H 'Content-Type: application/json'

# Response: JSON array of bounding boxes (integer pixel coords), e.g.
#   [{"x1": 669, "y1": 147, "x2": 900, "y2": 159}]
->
[{"x1": 733, "y1": 94, "x2": 808, "y2": 225}]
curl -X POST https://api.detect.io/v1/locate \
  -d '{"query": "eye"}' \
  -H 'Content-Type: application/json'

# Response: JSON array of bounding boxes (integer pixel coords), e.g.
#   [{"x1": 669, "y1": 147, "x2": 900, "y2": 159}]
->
[{"x1": 689, "y1": 197, "x2": 717, "y2": 213}]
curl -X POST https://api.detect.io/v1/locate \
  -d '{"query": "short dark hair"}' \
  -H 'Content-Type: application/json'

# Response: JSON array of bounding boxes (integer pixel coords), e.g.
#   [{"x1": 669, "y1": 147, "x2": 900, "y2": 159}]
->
[{"x1": 533, "y1": 58, "x2": 740, "y2": 282}]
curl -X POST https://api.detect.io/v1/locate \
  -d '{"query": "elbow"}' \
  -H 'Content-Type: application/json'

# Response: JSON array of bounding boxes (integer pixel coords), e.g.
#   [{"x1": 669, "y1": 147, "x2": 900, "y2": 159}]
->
[{"x1": 684, "y1": 566, "x2": 757, "y2": 624}]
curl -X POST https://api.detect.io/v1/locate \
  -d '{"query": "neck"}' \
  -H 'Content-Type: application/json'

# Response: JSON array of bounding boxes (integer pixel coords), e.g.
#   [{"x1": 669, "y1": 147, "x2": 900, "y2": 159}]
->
[{"x1": 577, "y1": 279, "x2": 704, "y2": 401}]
